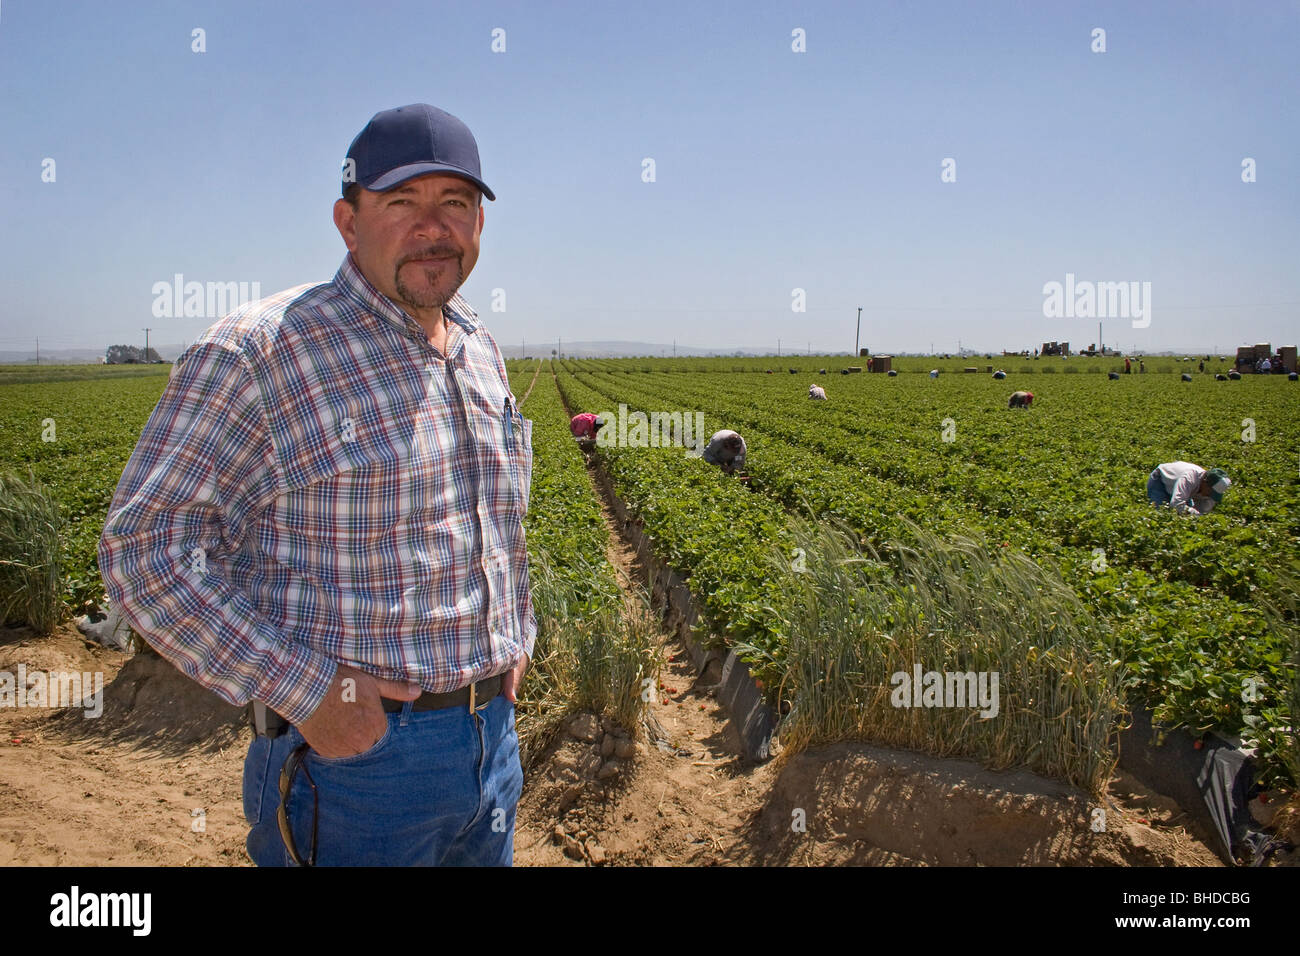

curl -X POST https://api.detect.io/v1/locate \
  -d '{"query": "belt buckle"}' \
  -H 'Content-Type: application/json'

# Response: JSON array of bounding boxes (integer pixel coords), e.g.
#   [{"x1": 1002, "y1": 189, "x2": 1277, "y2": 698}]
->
[{"x1": 469, "y1": 678, "x2": 494, "y2": 714}]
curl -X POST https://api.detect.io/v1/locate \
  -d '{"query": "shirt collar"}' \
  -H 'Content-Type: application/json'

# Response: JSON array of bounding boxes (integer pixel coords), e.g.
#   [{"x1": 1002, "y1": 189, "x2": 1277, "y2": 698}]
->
[{"x1": 334, "y1": 253, "x2": 481, "y2": 343}]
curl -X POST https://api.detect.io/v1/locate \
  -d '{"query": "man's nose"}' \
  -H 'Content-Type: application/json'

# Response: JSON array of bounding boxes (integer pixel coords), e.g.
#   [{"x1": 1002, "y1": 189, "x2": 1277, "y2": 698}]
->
[{"x1": 410, "y1": 202, "x2": 454, "y2": 238}]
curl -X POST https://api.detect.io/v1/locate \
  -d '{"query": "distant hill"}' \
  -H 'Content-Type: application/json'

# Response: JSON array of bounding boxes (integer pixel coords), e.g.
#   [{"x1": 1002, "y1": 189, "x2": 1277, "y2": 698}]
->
[
  {"x1": 0, "y1": 344, "x2": 186, "y2": 365},
  {"x1": 0, "y1": 348, "x2": 109, "y2": 365},
  {"x1": 0, "y1": 341, "x2": 1252, "y2": 365},
  {"x1": 510, "y1": 340, "x2": 853, "y2": 358}
]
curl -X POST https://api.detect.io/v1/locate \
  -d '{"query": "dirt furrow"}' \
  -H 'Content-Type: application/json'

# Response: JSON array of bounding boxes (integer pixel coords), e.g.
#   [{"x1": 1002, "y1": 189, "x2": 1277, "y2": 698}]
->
[{"x1": 514, "y1": 364, "x2": 775, "y2": 865}]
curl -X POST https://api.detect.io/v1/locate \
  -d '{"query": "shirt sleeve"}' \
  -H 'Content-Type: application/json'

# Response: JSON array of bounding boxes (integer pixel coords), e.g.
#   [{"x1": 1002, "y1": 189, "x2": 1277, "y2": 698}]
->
[
  {"x1": 97, "y1": 342, "x2": 339, "y2": 725},
  {"x1": 1169, "y1": 471, "x2": 1202, "y2": 513}
]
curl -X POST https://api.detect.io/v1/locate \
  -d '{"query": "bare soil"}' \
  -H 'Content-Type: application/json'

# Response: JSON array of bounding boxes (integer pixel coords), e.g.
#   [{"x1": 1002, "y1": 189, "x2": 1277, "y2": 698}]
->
[
  {"x1": 0, "y1": 622, "x2": 248, "y2": 865},
  {"x1": 0, "y1": 616, "x2": 1276, "y2": 867}
]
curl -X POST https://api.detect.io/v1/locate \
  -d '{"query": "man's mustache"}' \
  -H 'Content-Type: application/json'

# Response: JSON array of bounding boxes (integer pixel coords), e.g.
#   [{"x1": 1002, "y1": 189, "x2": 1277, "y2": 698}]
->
[{"x1": 397, "y1": 246, "x2": 462, "y2": 268}]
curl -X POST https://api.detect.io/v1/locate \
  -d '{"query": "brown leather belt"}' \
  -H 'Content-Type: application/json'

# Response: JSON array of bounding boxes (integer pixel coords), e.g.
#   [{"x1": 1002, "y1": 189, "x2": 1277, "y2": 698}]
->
[
  {"x1": 250, "y1": 673, "x2": 506, "y2": 738},
  {"x1": 380, "y1": 673, "x2": 505, "y2": 714}
]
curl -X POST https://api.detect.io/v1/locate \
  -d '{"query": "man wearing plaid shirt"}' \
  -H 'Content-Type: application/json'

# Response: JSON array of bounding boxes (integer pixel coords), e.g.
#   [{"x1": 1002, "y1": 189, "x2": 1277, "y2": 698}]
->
[{"x1": 98, "y1": 104, "x2": 533, "y2": 866}]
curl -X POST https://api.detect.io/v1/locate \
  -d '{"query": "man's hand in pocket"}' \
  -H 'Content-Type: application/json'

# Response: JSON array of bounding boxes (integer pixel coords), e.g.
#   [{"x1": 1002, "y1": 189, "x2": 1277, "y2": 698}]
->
[
  {"x1": 501, "y1": 654, "x2": 530, "y2": 704},
  {"x1": 297, "y1": 665, "x2": 422, "y2": 758}
]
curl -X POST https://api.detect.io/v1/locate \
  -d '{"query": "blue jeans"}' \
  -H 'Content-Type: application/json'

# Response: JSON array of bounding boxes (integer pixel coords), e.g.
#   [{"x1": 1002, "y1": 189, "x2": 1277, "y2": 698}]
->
[
  {"x1": 1146, "y1": 469, "x2": 1171, "y2": 506},
  {"x1": 243, "y1": 694, "x2": 523, "y2": 866}
]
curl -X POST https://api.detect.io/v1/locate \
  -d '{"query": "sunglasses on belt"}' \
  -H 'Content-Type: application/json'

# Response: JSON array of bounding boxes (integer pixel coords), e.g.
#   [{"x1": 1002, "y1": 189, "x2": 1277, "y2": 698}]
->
[{"x1": 278, "y1": 743, "x2": 318, "y2": 867}]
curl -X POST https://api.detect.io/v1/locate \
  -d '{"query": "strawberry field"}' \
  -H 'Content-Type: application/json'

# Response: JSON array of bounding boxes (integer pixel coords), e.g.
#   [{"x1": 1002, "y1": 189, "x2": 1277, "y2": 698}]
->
[
  {"x1": 1, "y1": 357, "x2": 1297, "y2": 786},
  {"x1": 547, "y1": 355, "x2": 1300, "y2": 786},
  {"x1": 0, "y1": 365, "x2": 173, "y2": 619}
]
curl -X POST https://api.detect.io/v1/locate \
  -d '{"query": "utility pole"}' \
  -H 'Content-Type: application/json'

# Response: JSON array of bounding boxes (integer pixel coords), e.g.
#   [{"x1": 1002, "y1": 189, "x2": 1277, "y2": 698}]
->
[
  {"x1": 143, "y1": 327, "x2": 151, "y2": 362},
  {"x1": 855, "y1": 307, "x2": 862, "y2": 357},
  {"x1": 777, "y1": 338, "x2": 781, "y2": 357},
  {"x1": 35, "y1": 338, "x2": 39, "y2": 365},
  {"x1": 673, "y1": 339, "x2": 676, "y2": 357}
]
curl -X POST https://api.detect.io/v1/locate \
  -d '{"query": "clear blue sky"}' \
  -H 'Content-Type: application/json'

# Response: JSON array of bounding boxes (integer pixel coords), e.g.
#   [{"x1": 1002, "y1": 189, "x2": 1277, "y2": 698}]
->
[{"x1": 1, "y1": 0, "x2": 1296, "y2": 357}]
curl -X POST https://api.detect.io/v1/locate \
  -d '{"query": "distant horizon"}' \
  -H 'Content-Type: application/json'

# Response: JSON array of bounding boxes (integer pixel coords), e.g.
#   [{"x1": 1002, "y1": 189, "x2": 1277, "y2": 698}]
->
[
  {"x1": 2, "y1": 305, "x2": 1291, "y2": 362},
  {"x1": 4, "y1": 339, "x2": 1285, "y2": 366}
]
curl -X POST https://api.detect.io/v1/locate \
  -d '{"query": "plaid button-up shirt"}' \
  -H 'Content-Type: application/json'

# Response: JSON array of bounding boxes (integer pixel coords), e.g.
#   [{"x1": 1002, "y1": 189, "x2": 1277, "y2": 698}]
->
[{"x1": 98, "y1": 254, "x2": 535, "y2": 726}]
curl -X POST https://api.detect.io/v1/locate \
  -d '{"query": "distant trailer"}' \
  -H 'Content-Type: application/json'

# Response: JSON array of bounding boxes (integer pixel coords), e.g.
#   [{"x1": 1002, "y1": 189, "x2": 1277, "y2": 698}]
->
[
  {"x1": 1236, "y1": 345, "x2": 1264, "y2": 368},
  {"x1": 1236, "y1": 343, "x2": 1294, "y2": 372}
]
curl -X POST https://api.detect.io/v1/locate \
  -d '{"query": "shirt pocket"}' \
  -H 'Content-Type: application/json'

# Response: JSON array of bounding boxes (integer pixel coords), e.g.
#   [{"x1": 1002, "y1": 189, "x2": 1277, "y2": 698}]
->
[
  {"x1": 505, "y1": 411, "x2": 533, "y2": 517},
  {"x1": 453, "y1": 362, "x2": 529, "y2": 518}
]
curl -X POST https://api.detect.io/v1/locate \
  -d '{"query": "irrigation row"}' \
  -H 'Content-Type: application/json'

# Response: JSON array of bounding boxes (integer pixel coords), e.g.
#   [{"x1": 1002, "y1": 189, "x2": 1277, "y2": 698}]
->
[{"x1": 518, "y1": 356, "x2": 544, "y2": 406}]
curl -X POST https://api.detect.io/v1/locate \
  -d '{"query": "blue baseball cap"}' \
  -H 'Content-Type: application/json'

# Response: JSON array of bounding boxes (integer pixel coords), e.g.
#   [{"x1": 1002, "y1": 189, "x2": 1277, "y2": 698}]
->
[{"x1": 342, "y1": 104, "x2": 495, "y2": 201}]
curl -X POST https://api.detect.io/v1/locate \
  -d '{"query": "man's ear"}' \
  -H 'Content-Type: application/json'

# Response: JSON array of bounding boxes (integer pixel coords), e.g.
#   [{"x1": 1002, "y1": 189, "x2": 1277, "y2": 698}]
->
[{"x1": 333, "y1": 198, "x2": 359, "y2": 252}]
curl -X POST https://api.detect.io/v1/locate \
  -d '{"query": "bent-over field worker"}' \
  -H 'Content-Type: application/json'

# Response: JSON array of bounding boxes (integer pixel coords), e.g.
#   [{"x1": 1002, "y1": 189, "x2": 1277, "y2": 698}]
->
[
  {"x1": 808, "y1": 384, "x2": 826, "y2": 400},
  {"x1": 1146, "y1": 462, "x2": 1231, "y2": 515},
  {"x1": 702, "y1": 429, "x2": 747, "y2": 474},
  {"x1": 99, "y1": 104, "x2": 532, "y2": 866},
  {"x1": 569, "y1": 412, "x2": 605, "y2": 440},
  {"x1": 1008, "y1": 390, "x2": 1033, "y2": 408}
]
